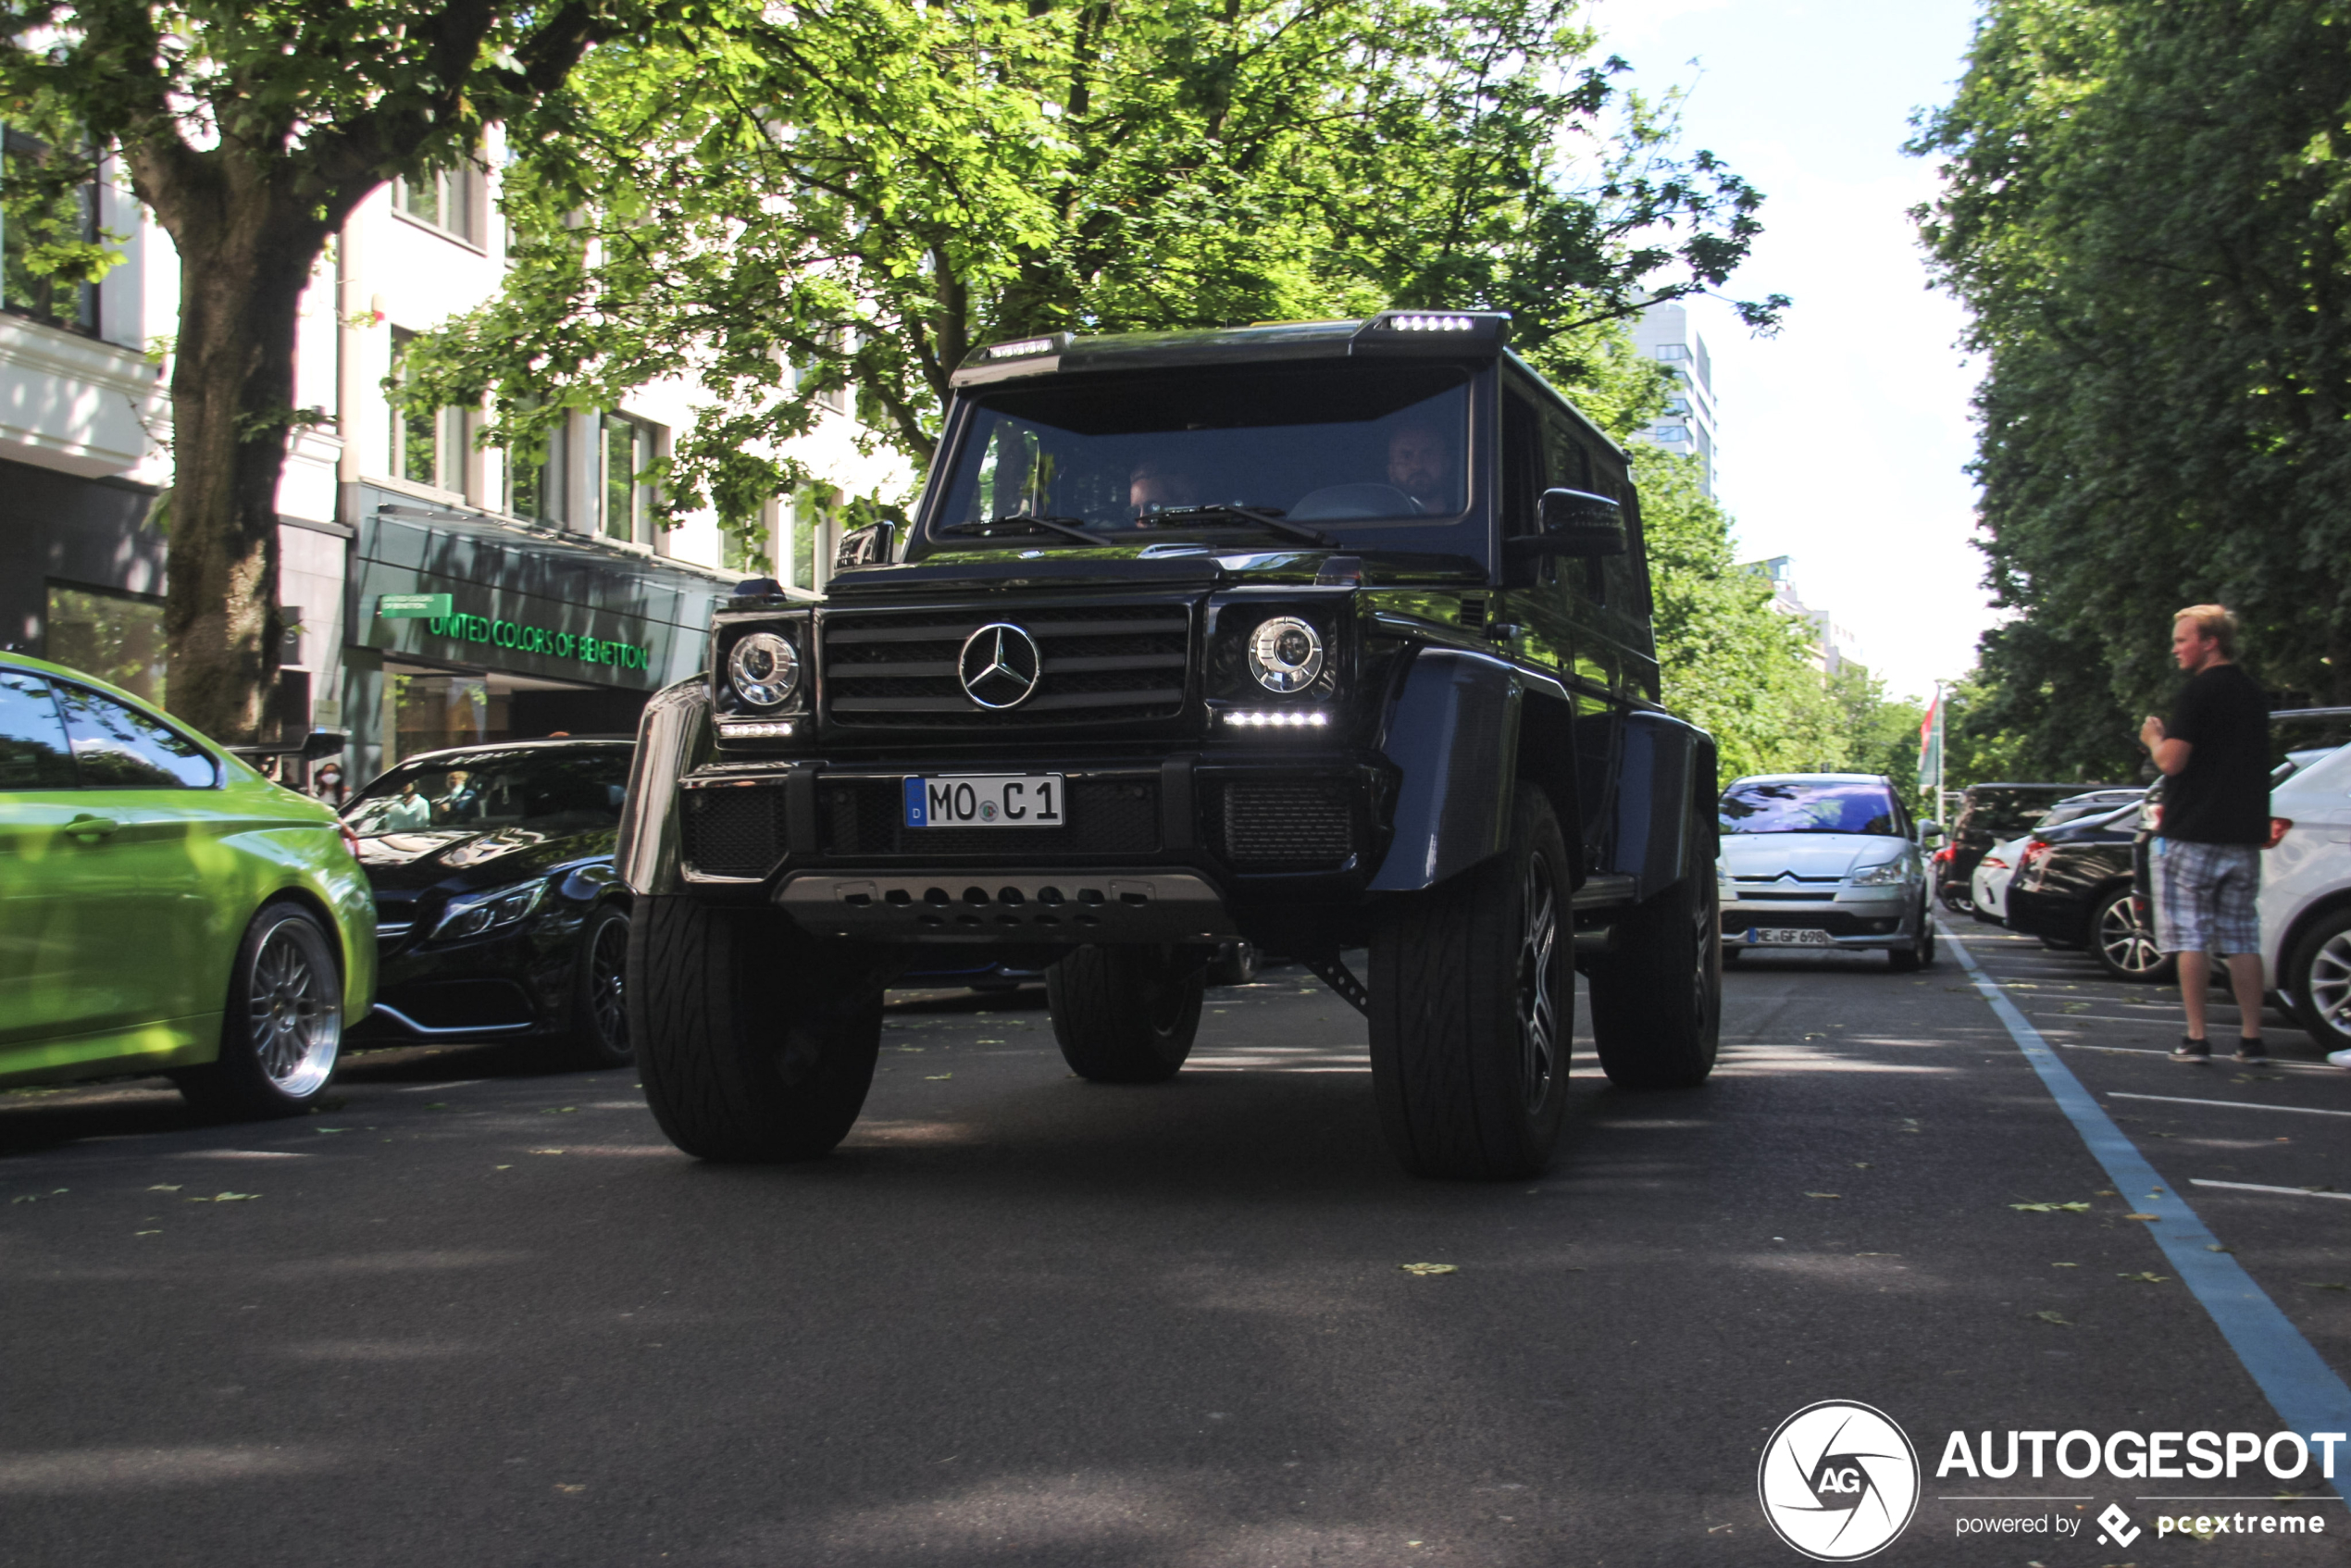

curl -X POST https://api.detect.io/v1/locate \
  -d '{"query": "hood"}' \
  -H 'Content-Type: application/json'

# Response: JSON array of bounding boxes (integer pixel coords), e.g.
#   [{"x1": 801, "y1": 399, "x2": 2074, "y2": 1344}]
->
[
  {"x1": 355, "y1": 823, "x2": 616, "y2": 896},
  {"x1": 826, "y1": 545, "x2": 1486, "y2": 596},
  {"x1": 1722, "y1": 833, "x2": 1908, "y2": 879}
]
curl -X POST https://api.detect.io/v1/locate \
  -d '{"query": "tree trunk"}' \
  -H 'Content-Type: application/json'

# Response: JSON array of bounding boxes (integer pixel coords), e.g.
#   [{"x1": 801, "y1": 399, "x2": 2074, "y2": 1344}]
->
[{"x1": 155, "y1": 184, "x2": 330, "y2": 745}]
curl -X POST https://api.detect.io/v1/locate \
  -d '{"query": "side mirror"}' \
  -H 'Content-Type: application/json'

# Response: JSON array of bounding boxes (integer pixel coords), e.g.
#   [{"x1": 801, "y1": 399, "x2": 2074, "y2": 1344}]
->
[
  {"x1": 835, "y1": 521, "x2": 897, "y2": 570},
  {"x1": 299, "y1": 729, "x2": 348, "y2": 763},
  {"x1": 1511, "y1": 489, "x2": 1626, "y2": 557}
]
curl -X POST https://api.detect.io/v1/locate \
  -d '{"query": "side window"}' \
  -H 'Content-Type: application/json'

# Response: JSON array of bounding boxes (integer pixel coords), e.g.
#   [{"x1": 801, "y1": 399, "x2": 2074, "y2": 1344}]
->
[
  {"x1": 0, "y1": 671, "x2": 77, "y2": 789},
  {"x1": 1501, "y1": 391, "x2": 1541, "y2": 537},
  {"x1": 1540, "y1": 414, "x2": 1607, "y2": 604},
  {"x1": 52, "y1": 683, "x2": 218, "y2": 789}
]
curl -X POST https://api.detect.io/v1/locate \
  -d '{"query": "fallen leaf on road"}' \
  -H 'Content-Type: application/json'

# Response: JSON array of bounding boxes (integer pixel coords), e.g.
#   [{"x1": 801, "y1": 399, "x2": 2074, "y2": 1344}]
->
[
  {"x1": 975, "y1": 1039, "x2": 1005, "y2": 1044},
  {"x1": 2124, "y1": 1213, "x2": 2159, "y2": 1222},
  {"x1": 2095, "y1": 1188, "x2": 2119, "y2": 1196},
  {"x1": 2009, "y1": 1201, "x2": 2091, "y2": 1213},
  {"x1": 189, "y1": 1192, "x2": 259, "y2": 1202},
  {"x1": 529, "y1": 1148, "x2": 565, "y2": 1155},
  {"x1": 1855, "y1": 1252, "x2": 1902, "y2": 1257},
  {"x1": 540, "y1": 1107, "x2": 578, "y2": 1114},
  {"x1": 145, "y1": 1185, "x2": 180, "y2": 1192},
  {"x1": 494, "y1": 1164, "x2": 512, "y2": 1171},
  {"x1": 1399, "y1": 1263, "x2": 1458, "y2": 1276},
  {"x1": 2060, "y1": 1002, "x2": 2089, "y2": 1013},
  {"x1": 2302, "y1": 1281, "x2": 2350, "y2": 1292},
  {"x1": 1805, "y1": 1192, "x2": 1842, "y2": 1200},
  {"x1": 2208, "y1": 1245, "x2": 2233, "y2": 1253},
  {"x1": 2028, "y1": 1311, "x2": 2073, "y2": 1326},
  {"x1": 925, "y1": 1074, "x2": 952, "y2": 1081},
  {"x1": 1852, "y1": 1162, "x2": 1873, "y2": 1169},
  {"x1": 2118, "y1": 1272, "x2": 2169, "y2": 1284},
  {"x1": 554, "y1": 1483, "x2": 585, "y2": 1494},
  {"x1": 2052, "y1": 1263, "x2": 2079, "y2": 1268},
  {"x1": 132, "y1": 1230, "x2": 159, "y2": 1237}
]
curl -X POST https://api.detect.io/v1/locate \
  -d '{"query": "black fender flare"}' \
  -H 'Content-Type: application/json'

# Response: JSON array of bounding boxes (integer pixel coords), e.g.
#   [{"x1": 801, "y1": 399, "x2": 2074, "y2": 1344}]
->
[
  {"x1": 1610, "y1": 710, "x2": 1717, "y2": 902},
  {"x1": 616, "y1": 675, "x2": 715, "y2": 898},
  {"x1": 1368, "y1": 647, "x2": 1579, "y2": 892}
]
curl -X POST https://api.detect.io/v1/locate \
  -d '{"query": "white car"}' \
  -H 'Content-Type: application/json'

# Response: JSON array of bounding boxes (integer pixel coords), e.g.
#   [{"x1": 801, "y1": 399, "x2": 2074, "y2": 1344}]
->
[
  {"x1": 1970, "y1": 832, "x2": 2034, "y2": 926},
  {"x1": 2261, "y1": 742, "x2": 2351, "y2": 1057}
]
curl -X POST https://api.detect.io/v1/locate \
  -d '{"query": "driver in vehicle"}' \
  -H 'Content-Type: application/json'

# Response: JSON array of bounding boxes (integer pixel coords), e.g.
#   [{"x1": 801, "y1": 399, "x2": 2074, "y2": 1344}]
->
[
  {"x1": 1386, "y1": 419, "x2": 1457, "y2": 512},
  {"x1": 1128, "y1": 456, "x2": 1200, "y2": 520}
]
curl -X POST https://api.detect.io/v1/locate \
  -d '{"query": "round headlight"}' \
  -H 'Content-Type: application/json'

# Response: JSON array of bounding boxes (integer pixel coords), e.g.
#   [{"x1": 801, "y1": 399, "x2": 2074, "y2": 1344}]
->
[
  {"x1": 728, "y1": 631, "x2": 800, "y2": 708},
  {"x1": 1247, "y1": 616, "x2": 1325, "y2": 693}
]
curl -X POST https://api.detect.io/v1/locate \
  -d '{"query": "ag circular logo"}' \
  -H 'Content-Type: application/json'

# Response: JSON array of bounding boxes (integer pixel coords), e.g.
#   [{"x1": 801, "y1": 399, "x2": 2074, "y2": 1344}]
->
[
  {"x1": 958, "y1": 623, "x2": 1042, "y2": 710},
  {"x1": 1757, "y1": 1400, "x2": 1920, "y2": 1561}
]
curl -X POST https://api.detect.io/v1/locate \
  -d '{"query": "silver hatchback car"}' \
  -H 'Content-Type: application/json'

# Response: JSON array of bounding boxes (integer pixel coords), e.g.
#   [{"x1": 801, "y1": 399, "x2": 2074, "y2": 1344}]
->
[{"x1": 1719, "y1": 773, "x2": 1934, "y2": 970}]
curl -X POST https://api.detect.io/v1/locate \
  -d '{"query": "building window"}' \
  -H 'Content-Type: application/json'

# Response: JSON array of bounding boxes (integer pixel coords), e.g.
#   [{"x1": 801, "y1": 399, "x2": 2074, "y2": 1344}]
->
[
  {"x1": 1654, "y1": 343, "x2": 1690, "y2": 362},
  {"x1": 387, "y1": 330, "x2": 468, "y2": 493},
  {"x1": 1662, "y1": 397, "x2": 1690, "y2": 416},
  {"x1": 600, "y1": 413, "x2": 660, "y2": 544},
  {"x1": 0, "y1": 126, "x2": 100, "y2": 331},
  {"x1": 1654, "y1": 425, "x2": 1689, "y2": 443},
  {"x1": 45, "y1": 582, "x2": 166, "y2": 705},
  {"x1": 393, "y1": 163, "x2": 484, "y2": 246},
  {"x1": 506, "y1": 415, "x2": 568, "y2": 526}
]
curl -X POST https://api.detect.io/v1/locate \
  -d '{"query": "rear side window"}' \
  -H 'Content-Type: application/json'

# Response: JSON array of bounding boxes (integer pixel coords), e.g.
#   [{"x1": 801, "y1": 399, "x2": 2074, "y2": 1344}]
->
[
  {"x1": 0, "y1": 670, "x2": 76, "y2": 789},
  {"x1": 52, "y1": 682, "x2": 218, "y2": 789},
  {"x1": 1721, "y1": 779, "x2": 1901, "y2": 836}
]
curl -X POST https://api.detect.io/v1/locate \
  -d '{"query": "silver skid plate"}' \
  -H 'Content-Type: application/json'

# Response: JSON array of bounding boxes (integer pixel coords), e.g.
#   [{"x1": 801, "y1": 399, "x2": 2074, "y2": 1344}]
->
[{"x1": 775, "y1": 870, "x2": 1238, "y2": 944}]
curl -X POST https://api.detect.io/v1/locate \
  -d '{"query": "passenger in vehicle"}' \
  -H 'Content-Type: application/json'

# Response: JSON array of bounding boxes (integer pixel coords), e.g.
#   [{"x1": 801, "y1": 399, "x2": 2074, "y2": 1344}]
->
[
  {"x1": 434, "y1": 768, "x2": 481, "y2": 823},
  {"x1": 1128, "y1": 456, "x2": 1200, "y2": 520},
  {"x1": 379, "y1": 778, "x2": 433, "y2": 831},
  {"x1": 1387, "y1": 420, "x2": 1457, "y2": 512}
]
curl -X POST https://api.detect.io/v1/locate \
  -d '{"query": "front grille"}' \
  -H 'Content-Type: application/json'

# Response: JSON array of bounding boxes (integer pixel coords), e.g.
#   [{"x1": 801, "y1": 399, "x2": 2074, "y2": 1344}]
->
[
  {"x1": 823, "y1": 603, "x2": 1190, "y2": 728},
  {"x1": 682, "y1": 785, "x2": 788, "y2": 877},
  {"x1": 1216, "y1": 781, "x2": 1355, "y2": 869},
  {"x1": 821, "y1": 778, "x2": 1161, "y2": 857}
]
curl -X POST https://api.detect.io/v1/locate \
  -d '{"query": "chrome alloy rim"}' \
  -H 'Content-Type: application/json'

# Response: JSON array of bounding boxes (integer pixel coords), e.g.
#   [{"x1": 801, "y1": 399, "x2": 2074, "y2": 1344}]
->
[
  {"x1": 2306, "y1": 931, "x2": 2351, "y2": 1040},
  {"x1": 2098, "y1": 894, "x2": 2164, "y2": 977},
  {"x1": 590, "y1": 916, "x2": 629, "y2": 1051},
  {"x1": 1516, "y1": 852, "x2": 1560, "y2": 1109},
  {"x1": 250, "y1": 922, "x2": 340, "y2": 1096}
]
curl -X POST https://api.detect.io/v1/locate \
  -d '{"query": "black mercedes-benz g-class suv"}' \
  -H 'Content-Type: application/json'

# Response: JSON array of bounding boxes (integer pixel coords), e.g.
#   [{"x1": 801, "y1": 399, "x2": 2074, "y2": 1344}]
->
[{"x1": 616, "y1": 310, "x2": 1721, "y2": 1179}]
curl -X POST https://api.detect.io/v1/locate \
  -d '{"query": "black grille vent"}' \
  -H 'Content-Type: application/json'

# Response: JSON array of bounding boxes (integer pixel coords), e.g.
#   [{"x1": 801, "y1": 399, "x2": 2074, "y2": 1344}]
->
[
  {"x1": 823, "y1": 603, "x2": 1190, "y2": 728},
  {"x1": 1217, "y1": 781, "x2": 1355, "y2": 868},
  {"x1": 681, "y1": 786, "x2": 788, "y2": 877},
  {"x1": 821, "y1": 778, "x2": 1161, "y2": 857}
]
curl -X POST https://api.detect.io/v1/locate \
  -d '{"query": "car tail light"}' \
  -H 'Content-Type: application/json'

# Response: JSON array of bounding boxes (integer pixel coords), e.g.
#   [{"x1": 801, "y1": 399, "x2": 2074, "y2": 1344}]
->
[
  {"x1": 2016, "y1": 840, "x2": 2053, "y2": 885},
  {"x1": 2267, "y1": 816, "x2": 2293, "y2": 849}
]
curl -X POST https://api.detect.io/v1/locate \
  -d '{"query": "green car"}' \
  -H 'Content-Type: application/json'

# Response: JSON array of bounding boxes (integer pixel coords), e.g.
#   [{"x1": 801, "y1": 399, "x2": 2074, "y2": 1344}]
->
[{"x1": 0, "y1": 653, "x2": 374, "y2": 1116}]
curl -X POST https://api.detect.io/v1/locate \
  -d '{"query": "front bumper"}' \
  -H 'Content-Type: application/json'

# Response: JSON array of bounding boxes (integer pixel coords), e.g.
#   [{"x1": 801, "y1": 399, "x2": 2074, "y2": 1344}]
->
[
  {"x1": 347, "y1": 916, "x2": 586, "y2": 1042},
  {"x1": 677, "y1": 750, "x2": 1393, "y2": 946},
  {"x1": 1720, "y1": 887, "x2": 1916, "y2": 950}
]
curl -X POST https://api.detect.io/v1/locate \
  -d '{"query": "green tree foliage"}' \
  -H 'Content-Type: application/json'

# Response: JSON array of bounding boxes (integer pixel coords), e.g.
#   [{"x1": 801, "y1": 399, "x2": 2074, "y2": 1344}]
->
[
  {"x1": 1912, "y1": 0, "x2": 2351, "y2": 776},
  {"x1": 403, "y1": 0, "x2": 1786, "y2": 541},
  {"x1": 0, "y1": 0, "x2": 633, "y2": 739}
]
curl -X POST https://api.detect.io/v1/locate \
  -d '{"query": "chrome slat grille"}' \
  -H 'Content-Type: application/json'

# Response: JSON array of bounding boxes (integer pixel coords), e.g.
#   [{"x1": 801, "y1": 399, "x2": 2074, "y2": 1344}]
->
[{"x1": 822, "y1": 604, "x2": 1191, "y2": 728}]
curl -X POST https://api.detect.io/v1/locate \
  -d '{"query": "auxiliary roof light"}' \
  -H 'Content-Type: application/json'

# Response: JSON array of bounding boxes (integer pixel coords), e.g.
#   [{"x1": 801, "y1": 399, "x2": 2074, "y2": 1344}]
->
[
  {"x1": 1384, "y1": 313, "x2": 1476, "y2": 332},
  {"x1": 1224, "y1": 710, "x2": 1331, "y2": 729},
  {"x1": 984, "y1": 337, "x2": 1056, "y2": 359}
]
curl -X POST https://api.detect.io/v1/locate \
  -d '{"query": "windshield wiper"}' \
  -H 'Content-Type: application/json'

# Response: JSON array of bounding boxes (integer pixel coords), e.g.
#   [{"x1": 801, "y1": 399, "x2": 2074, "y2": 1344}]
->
[
  {"x1": 1136, "y1": 504, "x2": 1337, "y2": 549},
  {"x1": 937, "y1": 515, "x2": 1102, "y2": 548}
]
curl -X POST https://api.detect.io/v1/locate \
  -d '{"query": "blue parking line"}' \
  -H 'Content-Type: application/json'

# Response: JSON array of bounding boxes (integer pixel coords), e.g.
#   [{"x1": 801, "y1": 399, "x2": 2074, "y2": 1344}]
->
[{"x1": 1943, "y1": 925, "x2": 2351, "y2": 1504}]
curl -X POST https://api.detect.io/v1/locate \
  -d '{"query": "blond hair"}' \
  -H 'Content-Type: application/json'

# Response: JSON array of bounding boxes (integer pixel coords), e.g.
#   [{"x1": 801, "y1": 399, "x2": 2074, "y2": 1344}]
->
[{"x1": 2174, "y1": 604, "x2": 2238, "y2": 658}]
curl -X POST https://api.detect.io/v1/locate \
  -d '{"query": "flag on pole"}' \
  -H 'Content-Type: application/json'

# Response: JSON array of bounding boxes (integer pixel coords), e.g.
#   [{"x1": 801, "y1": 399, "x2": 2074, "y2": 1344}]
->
[{"x1": 1917, "y1": 692, "x2": 1945, "y2": 797}]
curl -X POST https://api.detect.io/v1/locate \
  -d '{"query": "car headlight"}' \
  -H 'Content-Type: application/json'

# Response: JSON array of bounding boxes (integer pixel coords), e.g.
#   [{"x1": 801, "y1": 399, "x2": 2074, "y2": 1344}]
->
[
  {"x1": 429, "y1": 878, "x2": 548, "y2": 941},
  {"x1": 1849, "y1": 857, "x2": 1910, "y2": 887},
  {"x1": 1247, "y1": 616, "x2": 1325, "y2": 693},
  {"x1": 728, "y1": 631, "x2": 801, "y2": 708}
]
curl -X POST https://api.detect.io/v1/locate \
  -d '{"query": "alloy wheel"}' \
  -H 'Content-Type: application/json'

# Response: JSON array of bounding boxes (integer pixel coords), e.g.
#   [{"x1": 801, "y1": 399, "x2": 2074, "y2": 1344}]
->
[
  {"x1": 2097, "y1": 894, "x2": 2164, "y2": 977},
  {"x1": 1516, "y1": 851, "x2": 1560, "y2": 1110},
  {"x1": 2305, "y1": 931, "x2": 2351, "y2": 1042},
  {"x1": 249, "y1": 923, "x2": 340, "y2": 1097},
  {"x1": 590, "y1": 915, "x2": 629, "y2": 1052}
]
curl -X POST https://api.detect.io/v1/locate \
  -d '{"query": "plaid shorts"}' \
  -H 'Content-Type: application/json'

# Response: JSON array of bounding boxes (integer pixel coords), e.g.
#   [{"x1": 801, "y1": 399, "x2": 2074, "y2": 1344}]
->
[{"x1": 2152, "y1": 839, "x2": 2262, "y2": 955}]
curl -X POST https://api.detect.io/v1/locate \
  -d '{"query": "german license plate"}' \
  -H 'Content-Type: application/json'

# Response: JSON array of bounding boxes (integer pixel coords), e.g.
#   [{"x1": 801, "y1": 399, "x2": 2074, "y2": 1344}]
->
[
  {"x1": 1748, "y1": 927, "x2": 1834, "y2": 947},
  {"x1": 903, "y1": 774, "x2": 1066, "y2": 828}
]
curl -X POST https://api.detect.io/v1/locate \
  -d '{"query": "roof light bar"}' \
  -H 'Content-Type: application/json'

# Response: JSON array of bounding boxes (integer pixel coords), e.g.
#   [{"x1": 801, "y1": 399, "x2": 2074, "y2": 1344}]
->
[
  {"x1": 1384, "y1": 313, "x2": 1477, "y2": 332},
  {"x1": 984, "y1": 337, "x2": 1056, "y2": 360},
  {"x1": 1224, "y1": 709, "x2": 1332, "y2": 729}
]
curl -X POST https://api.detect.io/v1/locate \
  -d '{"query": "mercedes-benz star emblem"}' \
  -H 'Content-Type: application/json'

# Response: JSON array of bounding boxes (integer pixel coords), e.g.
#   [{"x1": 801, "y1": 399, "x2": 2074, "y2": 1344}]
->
[{"x1": 958, "y1": 623, "x2": 1043, "y2": 710}]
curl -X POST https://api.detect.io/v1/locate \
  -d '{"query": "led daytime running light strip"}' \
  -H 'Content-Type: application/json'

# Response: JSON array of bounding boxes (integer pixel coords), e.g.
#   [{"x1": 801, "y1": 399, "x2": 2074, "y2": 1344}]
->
[
  {"x1": 1224, "y1": 710, "x2": 1331, "y2": 728},
  {"x1": 718, "y1": 720, "x2": 796, "y2": 739}
]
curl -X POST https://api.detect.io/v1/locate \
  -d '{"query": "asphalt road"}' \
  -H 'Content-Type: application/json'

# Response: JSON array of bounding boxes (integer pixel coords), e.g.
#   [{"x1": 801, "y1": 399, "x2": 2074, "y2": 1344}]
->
[{"x1": 3, "y1": 923, "x2": 2347, "y2": 1567}]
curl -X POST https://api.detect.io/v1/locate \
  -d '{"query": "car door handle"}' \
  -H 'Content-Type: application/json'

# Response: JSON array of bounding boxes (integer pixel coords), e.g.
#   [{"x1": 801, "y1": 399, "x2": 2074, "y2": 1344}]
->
[{"x1": 66, "y1": 815, "x2": 121, "y2": 840}]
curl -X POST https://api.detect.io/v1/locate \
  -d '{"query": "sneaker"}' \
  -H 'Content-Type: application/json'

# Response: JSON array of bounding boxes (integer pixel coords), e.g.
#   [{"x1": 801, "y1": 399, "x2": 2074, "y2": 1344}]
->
[
  {"x1": 2330, "y1": 1048, "x2": 2351, "y2": 1070},
  {"x1": 2171, "y1": 1037, "x2": 2211, "y2": 1061},
  {"x1": 2233, "y1": 1039, "x2": 2267, "y2": 1064}
]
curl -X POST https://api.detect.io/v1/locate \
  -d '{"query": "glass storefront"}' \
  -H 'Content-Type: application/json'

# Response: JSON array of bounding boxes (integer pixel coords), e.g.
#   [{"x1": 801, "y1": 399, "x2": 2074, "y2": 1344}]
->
[{"x1": 383, "y1": 664, "x2": 652, "y2": 762}]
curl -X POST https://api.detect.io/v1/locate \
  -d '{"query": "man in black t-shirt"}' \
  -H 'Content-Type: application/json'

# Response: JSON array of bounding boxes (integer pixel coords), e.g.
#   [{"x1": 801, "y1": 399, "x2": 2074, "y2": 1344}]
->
[{"x1": 2137, "y1": 604, "x2": 2271, "y2": 1063}]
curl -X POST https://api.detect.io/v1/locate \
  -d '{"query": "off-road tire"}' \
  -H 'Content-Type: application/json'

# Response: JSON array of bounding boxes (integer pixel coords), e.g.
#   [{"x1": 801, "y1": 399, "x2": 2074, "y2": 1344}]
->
[
  {"x1": 1588, "y1": 804, "x2": 1722, "y2": 1089},
  {"x1": 176, "y1": 902, "x2": 343, "y2": 1119},
  {"x1": 631, "y1": 896, "x2": 882, "y2": 1161},
  {"x1": 1047, "y1": 945, "x2": 1204, "y2": 1083},
  {"x1": 551, "y1": 903, "x2": 633, "y2": 1069},
  {"x1": 2090, "y1": 885, "x2": 2173, "y2": 983},
  {"x1": 1369, "y1": 789, "x2": 1571, "y2": 1180},
  {"x1": 1890, "y1": 903, "x2": 1935, "y2": 972}
]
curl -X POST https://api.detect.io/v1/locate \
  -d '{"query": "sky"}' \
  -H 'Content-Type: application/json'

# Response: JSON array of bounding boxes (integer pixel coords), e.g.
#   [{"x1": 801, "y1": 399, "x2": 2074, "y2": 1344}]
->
[{"x1": 1587, "y1": 0, "x2": 1991, "y2": 703}]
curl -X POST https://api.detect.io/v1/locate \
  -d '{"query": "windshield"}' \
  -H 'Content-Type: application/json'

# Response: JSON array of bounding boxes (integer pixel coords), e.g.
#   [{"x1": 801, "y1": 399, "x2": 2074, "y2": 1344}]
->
[
  {"x1": 345, "y1": 748, "x2": 630, "y2": 839},
  {"x1": 1721, "y1": 780, "x2": 1902, "y2": 836},
  {"x1": 933, "y1": 364, "x2": 1471, "y2": 540}
]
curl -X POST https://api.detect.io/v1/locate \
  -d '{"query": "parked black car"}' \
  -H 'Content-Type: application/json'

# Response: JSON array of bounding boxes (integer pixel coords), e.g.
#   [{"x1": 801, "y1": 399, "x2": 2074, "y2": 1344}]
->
[
  {"x1": 1936, "y1": 782, "x2": 2123, "y2": 913},
  {"x1": 343, "y1": 739, "x2": 635, "y2": 1065},
  {"x1": 2000, "y1": 803, "x2": 2164, "y2": 980}
]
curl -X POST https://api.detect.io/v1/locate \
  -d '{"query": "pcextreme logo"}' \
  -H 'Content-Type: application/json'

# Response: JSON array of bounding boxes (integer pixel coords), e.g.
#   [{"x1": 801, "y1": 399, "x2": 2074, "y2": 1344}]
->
[{"x1": 1759, "y1": 1400, "x2": 1922, "y2": 1561}]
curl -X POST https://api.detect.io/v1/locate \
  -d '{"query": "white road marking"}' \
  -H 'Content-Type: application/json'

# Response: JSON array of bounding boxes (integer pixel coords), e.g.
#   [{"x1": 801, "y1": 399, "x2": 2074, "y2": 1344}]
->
[
  {"x1": 2189, "y1": 1179, "x2": 2351, "y2": 1202},
  {"x1": 2108, "y1": 1091, "x2": 2351, "y2": 1119}
]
